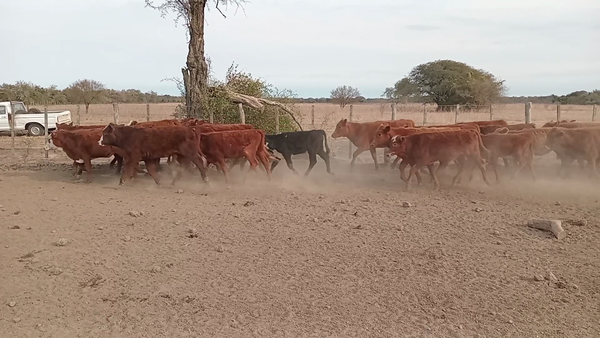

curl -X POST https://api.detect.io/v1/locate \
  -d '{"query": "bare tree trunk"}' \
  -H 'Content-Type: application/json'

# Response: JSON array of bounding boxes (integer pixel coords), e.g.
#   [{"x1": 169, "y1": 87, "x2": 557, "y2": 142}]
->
[
  {"x1": 182, "y1": 0, "x2": 209, "y2": 118},
  {"x1": 85, "y1": 103, "x2": 90, "y2": 114}
]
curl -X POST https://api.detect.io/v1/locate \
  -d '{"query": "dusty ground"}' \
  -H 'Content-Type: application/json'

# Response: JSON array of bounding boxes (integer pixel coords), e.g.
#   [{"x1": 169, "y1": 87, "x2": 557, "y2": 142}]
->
[{"x1": 1, "y1": 148, "x2": 600, "y2": 338}]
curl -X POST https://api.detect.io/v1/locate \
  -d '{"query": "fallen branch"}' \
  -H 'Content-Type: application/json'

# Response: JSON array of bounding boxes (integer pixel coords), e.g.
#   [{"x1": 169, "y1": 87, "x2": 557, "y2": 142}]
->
[{"x1": 211, "y1": 86, "x2": 303, "y2": 131}]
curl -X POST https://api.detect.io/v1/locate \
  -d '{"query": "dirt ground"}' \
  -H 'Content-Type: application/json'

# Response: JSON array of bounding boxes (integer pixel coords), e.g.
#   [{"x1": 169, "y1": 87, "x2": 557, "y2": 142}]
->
[{"x1": 1, "y1": 148, "x2": 600, "y2": 338}]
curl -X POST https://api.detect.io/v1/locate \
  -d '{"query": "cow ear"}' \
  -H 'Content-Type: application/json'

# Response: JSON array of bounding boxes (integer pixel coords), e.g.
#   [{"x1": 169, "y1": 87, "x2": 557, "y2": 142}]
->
[
  {"x1": 383, "y1": 125, "x2": 391, "y2": 133},
  {"x1": 342, "y1": 119, "x2": 347, "y2": 125},
  {"x1": 105, "y1": 123, "x2": 114, "y2": 132}
]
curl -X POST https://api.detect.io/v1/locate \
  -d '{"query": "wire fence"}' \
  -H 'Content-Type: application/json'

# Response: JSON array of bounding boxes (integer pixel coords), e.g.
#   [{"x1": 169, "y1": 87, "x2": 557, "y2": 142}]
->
[{"x1": 1, "y1": 102, "x2": 597, "y2": 163}]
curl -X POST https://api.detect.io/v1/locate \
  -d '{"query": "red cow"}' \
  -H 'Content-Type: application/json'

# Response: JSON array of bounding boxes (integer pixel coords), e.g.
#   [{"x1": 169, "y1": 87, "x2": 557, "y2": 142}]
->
[
  {"x1": 99, "y1": 123, "x2": 208, "y2": 186},
  {"x1": 331, "y1": 118, "x2": 415, "y2": 169},
  {"x1": 47, "y1": 128, "x2": 127, "y2": 182},
  {"x1": 389, "y1": 130, "x2": 492, "y2": 190}
]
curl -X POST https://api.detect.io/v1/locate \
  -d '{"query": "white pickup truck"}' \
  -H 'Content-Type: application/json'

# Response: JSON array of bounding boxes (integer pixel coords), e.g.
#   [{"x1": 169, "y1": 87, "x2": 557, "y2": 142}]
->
[{"x1": 0, "y1": 101, "x2": 72, "y2": 136}]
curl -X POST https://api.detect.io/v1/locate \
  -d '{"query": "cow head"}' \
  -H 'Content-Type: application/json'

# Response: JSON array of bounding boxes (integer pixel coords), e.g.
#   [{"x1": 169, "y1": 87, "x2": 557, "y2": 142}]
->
[
  {"x1": 331, "y1": 119, "x2": 349, "y2": 138},
  {"x1": 370, "y1": 124, "x2": 392, "y2": 148},
  {"x1": 99, "y1": 123, "x2": 119, "y2": 146},
  {"x1": 389, "y1": 135, "x2": 408, "y2": 157},
  {"x1": 127, "y1": 120, "x2": 138, "y2": 126},
  {"x1": 545, "y1": 128, "x2": 566, "y2": 149},
  {"x1": 45, "y1": 130, "x2": 61, "y2": 150}
]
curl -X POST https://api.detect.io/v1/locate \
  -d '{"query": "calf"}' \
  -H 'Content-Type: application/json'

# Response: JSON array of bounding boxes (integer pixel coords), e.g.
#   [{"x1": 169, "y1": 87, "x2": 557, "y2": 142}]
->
[
  {"x1": 99, "y1": 123, "x2": 208, "y2": 186},
  {"x1": 389, "y1": 130, "x2": 491, "y2": 190},
  {"x1": 371, "y1": 125, "x2": 464, "y2": 183},
  {"x1": 331, "y1": 118, "x2": 415, "y2": 170},
  {"x1": 47, "y1": 129, "x2": 127, "y2": 182},
  {"x1": 55, "y1": 123, "x2": 125, "y2": 170},
  {"x1": 546, "y1": 127, "x2": 600, "y2": 179},
  {"x1": 265, "y1": 129, "x2": 333, "y2": 177},
  {"x1": 479, "y1": 133, "x2": 536, "y2": 183},
  {"x1": 194, "y1": 129, "x2": 272, "y2": 182}
]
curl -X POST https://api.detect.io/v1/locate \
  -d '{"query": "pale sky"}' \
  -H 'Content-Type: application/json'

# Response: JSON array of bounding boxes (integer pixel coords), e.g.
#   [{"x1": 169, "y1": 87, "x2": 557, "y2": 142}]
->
[{"x1": 2, "y1": 0, "x2": 598, "y2": 98}]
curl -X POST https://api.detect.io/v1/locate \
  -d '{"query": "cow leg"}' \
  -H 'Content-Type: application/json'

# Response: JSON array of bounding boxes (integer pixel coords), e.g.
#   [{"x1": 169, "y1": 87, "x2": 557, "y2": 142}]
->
[
  {"x1": 218, "y1": 159, "x2": 231, "y2": 183},
  {"x1": 398, "y1": 159, "x2": 409, "y2": 182},
  {"x1": 350, "y1": 147, "x2": 368, "y2": 170},
  {"x1": 145, "y1": 160, "x2": 162, "y2": 186},
  {"x1": 588, "y1": 155, "x2": 600, "y2": 179},
  {"x1": 503, "y1": 157, "x2": 510, "y2": 168},
  {"x1": 317, "y1": 149, "x2": 333, "y2": 175},
  {"x1": 490, "y1": 156, "x2": 502, "y2": 183},
  {"x1": 405, "y1": 164, "x2": 420, "y2": 190},
  {"x1": 282, "y1": 153, "x2": 299, "y2": 175},
  {"x1": 82, "y1": 156, "x2": 93, "y2": 183},
  {"x1": 109, "y1": 157, "x2": 117, "y2": 169},
  {"x1": 474, "y1": 156, "x2": 492, "y2": 187},
  {"x1": 119, "y1": 156, "x2": 140, "y2": 185},
  {"x1": 242, "y1": 153, "x2": 260, "y2": 183},
  {"x1": 369, "y1": 147, "x2": 379, "y2": 170},
  {"x1": 304, "y1": 151, "x2": 318, "y2": 177},
  {"x1": 256, "y1": 151, "x2": 272, "y2": 181}
]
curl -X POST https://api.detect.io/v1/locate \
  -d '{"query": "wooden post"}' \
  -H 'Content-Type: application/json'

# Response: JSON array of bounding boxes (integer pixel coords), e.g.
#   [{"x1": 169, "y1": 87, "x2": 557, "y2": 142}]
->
[
  {"x1": 525, "y1": 102, "x2": 532, "y2": 124},
  {"x1": 489, "y1": 105, "x2": 494, "y2": 121},
  {"x1": 422, "y1": 104, "x2": 427, "y2": 126},
  {"x1": 391, "y1": 103, "x2": 397, "y2": 120},
  {"x1": 209, "y1": 110, "x2": 214, "y2": 123},
  {"x1": 455, "y1": 104, "x2": 460, "y2": 124},
  {"x1": 238, "y1": 103, "x2": 245, "y2": 124},
  {"x1": 311, "y1": 104, "x2": 315, "y2": 128},
  {"x1": 10, "y1": 109, "x2": 15, "y2": 155},
  {"x1": 275, "y1": 110, "x2": 280, "y2": 134},
  {"x1": 112, "y1": 103, "x2": 119, "y2": 124},
  {"x1": 44, "y1": 106, "x2": 49, "y2": 159},
  {"x1": 348, "y1": 105, "x2": 353, "y2": 159},
  {"x1": 556, "y1": 103, "x2": 561, "y2": 122},
  {"x1": 146, "y1": 104, "x2": 150, "y2": 122},
  {"x1": 76, "y1": 104, "x2": 81, "y2": 125},
  {"x1": 593, "y1": 104, "x2": 597, "y2": 122}
]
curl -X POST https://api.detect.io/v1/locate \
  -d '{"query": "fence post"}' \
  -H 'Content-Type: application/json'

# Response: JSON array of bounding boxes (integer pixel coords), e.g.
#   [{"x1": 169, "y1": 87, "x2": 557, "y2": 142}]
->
[
  {"x1": 391, "y1": 103, "x2": 396, "y2": 120},
  {"x1": 311, "y1": 104, "x2": 315, "y2": 128},
  {"x1": 209, "y1": 110, "x2": 214, "y2": 123},
  {"x1": 112, "y1": 103, "x2": 119, "y2": 124},
  {"x1": 556, "y1": 103, "x2": 561, "y2": 122},
  {"x1": 275, "y1": 110, "x2": 280, "y2": 134},
  {"x1": 489, "y1": 105, "x2": 494, "y2": 121},
  {"x1": 454, "y1": 104, "x2": 460, "y2": 124},
  {"x1": 348, "y1": 104, "x2": 353, "y2": 159},
  {"x1": 44, "y1": 106, "x2": 49, "y2": 159},
  {"x1": 593, "y1": 104, "x2": 597, "y2": 122},
  {"x1": 422, "y1": 104, "x2": 427, "y2": 126},
  {"x1": 238, "y1": 103, "x2": 245, "y2": 124},
  {"x1": 76, "y1": 104, "x2": 81, "y2": 125},
  {"x1": 525, "y1": 102, "x2": 532, "y2": 124},
  {"x1": 10, "y1": 109, "x2": 15, "y2": 155},
  {"x1": 146, "y1": 104, "x2": 150, "y2": 122}
]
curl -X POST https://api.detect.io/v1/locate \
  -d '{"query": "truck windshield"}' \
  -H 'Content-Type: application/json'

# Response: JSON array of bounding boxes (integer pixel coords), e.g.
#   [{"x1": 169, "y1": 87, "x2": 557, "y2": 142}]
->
[{"x1": 11, "y1": 102, "x2": 27, "y2": 114}]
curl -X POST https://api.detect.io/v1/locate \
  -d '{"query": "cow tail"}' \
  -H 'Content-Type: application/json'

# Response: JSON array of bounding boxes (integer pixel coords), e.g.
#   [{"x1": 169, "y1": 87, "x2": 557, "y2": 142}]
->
[
  {"x1": 476, "y1": 132, "x2": 491, "y2": 161},
  {"x1": 192, "y1": 128, "x2": 207, "y2": 168},
  {"x1": 258, "y1": 130, "x2": 271, "y2": 167},
  {"x1": 320, "y1": 130, "x2": 331, "y2": 154}
]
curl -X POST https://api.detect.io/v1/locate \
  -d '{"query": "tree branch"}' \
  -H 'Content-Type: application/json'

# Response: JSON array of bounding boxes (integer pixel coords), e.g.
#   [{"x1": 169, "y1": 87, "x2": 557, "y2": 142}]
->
[
  {"x1": 211, "y1": 85, "x2": 303, "y2": 131},
  {"x1": 215, "y1": 0, "x2": 226, "y2": 18}
]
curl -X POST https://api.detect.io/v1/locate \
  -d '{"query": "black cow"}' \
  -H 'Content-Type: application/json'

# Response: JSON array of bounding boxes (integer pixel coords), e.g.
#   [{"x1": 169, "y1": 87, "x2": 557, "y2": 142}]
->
[{"x1": 265, "y1": 130, "x2": 333, "y2": 176}]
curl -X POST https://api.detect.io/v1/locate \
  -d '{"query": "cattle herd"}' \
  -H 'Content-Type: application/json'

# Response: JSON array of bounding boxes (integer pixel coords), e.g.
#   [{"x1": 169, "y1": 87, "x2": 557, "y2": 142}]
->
[{"x1": 44, "y1": 116, "x2": 600, "y2": 190}]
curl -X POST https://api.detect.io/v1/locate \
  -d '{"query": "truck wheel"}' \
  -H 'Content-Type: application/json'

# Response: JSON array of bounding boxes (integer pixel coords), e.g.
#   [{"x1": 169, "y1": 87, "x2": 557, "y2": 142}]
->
[{"x1": 27, "y1": 123, "x2": 45, "y2": 136}]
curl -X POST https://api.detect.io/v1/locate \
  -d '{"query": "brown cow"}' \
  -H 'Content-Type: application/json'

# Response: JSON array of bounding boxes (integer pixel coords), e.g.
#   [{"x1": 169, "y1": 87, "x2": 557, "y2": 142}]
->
[
  {"x1": 47, "y1": 129, "x2": 127, "y2": 182},
  {"x1": 99, "y1": 123, "x2": 208, "y2": 186},
  {"x1": 479, "y1": 132, "x2": 536, "y2": 183},
  {"x1": 193, "y1": 129, "x2": 272, "y2": 182},
  {"x1": 388, "y1": 130, "x2": 491, "y2": 190},
  {"x1": 371, "y1": 125, "x2": 464, "y2": 183},
  {"x1": 331, "y1": 118, "x2": 415, "y2": 169},
  {"x1": 546, "y1": 127, "x2": 600, "y2": 179},
  {"x1": 542, "y1": 120, "x2": 577, "y2": 128},
  {"x1": 542, "y1": 122, "x2": 600, "y2": 129}
]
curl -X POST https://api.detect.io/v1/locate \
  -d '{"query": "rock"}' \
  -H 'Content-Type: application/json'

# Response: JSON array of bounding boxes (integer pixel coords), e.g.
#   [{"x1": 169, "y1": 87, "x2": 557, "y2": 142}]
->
[
  {"x1": 565, "y1": 219, "x2": 587, "y2": 227},
  {"x1": 188, "y1": 228, "x2": 198, "y2": 238},
  {"x1": 402, "y1": 201, "x2": 412, "y2": 208},
  {"x1": 51, "y1": 230, "x2": 57, "y2": 233},
  {"x1": 546, "y1": 272, "x2": 558, "y2": 282},
  {"x1": 527, "y1": 219, "x2": 566, "y2": 239},
  {"x1": 128, "y1": 210, "x2": 142, "y2": 217},
  {"x1": 493, "y1": 230, "x2": 500, "y2": 236},
  {"x1": 56, "y1": 238, "x2": 68, "y2": 246},
  {"x1": 48, "y1": 267, "x2": 63, "y2": 275},
  {"x1": 51, "y1": 198, "x2": 58, "y2": 202},
  {"x1": 216, "y1": 245, "x2": 224, "y2": 253},
  {"x1": 150, "y1": 266, "x2": 161, "y2": 273},
  {"x1": 353, "y1": 211, "x2": 359, "y2": 217},
  {"x1": 508, "y1": 320, "x2": 514, "y2": 324},
  {"x1": 555, "y1": 201, "x2": 561, "y2": 206},
  {"x1": 174, "y1": 220, "x2": 181, "y2": 226},
  {"x1": 13, "y1": 210, "x2": 21, "y2": 215},
  {"x1": 243, "y1": 201, "x2": 255, "y2": 207},
  {"x1": 13, "y1": 317, "x2": 21, "y2": 323},
  {"x1": 474, "y1": 207, "x2": 483, "y2": 212},
  {"x1": 123, "y1": 236, "x2": 132, "y2": 242},
  {"x1": 10, "y1": 225, "x2": 20, "y2": 230},
  {"x1": 363, "y1": 198, "x2": 372, "y2": 202},
  {"x1": 97, "y1": 227, "x2": 104, "y2": 230},
  {"x1": 176, "y1": 189, "x2": 184, "y2": 194},
  {"x1": 8, "y1": 301, "x2": 16, "y2": 307},
  {"x1": 534, "y1": 274, "x2": 544, "y2": 281}
]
